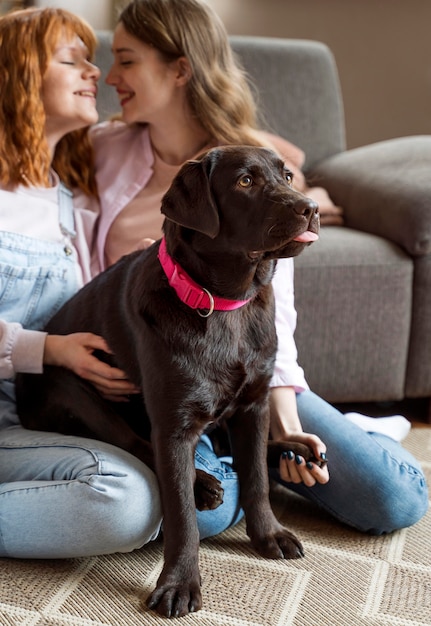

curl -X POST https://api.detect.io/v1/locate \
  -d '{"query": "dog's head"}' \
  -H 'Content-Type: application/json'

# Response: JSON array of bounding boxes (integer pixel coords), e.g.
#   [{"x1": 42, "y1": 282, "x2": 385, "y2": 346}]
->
[{"x1": 161, "y1": 145, "x2": 319, "y2": 261}]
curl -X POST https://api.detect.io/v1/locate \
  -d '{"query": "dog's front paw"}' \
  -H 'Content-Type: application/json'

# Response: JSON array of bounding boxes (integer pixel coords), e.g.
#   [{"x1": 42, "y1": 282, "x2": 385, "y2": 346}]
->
[
  {"x1": 146, "y1": 578, "x2": 202, "y2": 618},
  {"x1": 194, "y1": 468, "x2": 224, "y2": 511},
  {"x1": 267, "y1": 441, "x2": 326, "y2": 468},
  {"x1": 252, "y1": 527, "x2": 304, "y2": 560}
]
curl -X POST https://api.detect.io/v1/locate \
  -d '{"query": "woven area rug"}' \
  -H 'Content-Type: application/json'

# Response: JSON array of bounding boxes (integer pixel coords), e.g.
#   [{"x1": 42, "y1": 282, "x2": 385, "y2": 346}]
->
[{"x1": 1, "y1": 428, "x2": 430, "y2": 626}]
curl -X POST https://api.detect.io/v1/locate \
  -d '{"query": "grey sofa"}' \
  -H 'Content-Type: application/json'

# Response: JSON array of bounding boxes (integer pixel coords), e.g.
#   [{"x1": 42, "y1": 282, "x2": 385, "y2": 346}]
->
[{"x1": 94, "y1": 32, "x2": 431, "y2": 419}]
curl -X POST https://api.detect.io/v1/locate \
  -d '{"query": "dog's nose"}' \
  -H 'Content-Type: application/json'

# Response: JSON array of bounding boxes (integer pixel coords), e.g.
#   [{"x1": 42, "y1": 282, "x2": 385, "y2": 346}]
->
[{"x1": 293, "y1": 198, "x2": 319, "y2": 218}]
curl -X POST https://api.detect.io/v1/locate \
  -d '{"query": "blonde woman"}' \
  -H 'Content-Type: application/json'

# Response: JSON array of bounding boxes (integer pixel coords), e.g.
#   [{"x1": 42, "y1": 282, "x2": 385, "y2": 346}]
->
[{"x1": 93, "y1": 0, "x2": 428, "y2": 534}]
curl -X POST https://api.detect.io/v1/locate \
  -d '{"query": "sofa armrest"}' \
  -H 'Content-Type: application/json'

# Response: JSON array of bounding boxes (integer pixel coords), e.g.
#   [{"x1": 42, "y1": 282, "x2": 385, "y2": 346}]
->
[{"x1": 309, "y1": 136, "x2": 431, "y2": 257}]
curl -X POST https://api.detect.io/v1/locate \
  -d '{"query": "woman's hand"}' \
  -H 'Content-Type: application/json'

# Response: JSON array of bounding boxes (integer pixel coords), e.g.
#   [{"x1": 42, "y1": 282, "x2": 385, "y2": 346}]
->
[
  {"x1": 277, "y1": 430, "x2": 329, "y2": 487},
  {"x1": 270, "y1": 386, "x2": 329, "y2": 487},
  {"x1": 305, "y1": 186, "x2": 344, "y2": 226},
  {"x1": 136, "y1": 237, "x2": 156, "y2": 251},
  {"x1": 43, "y1": 333, "x2": 140, "y2": 401}
]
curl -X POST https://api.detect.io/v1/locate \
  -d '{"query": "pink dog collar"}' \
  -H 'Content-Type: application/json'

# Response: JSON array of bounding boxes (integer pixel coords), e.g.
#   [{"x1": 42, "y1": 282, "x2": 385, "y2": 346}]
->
[{"x1": 158, "y1": 237, "x2": 251, "y2": 317}]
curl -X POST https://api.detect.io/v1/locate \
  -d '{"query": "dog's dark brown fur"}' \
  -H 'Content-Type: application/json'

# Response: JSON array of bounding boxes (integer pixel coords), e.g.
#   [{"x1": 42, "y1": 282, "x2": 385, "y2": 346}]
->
[{"x1": 16, "y1": 146, "x2": 319, "y2": 618}]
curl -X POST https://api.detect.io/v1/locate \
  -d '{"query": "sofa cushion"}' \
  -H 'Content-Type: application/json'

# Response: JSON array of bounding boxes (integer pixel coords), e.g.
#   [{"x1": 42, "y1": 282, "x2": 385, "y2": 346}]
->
[
  {"x1": 294, "y1": 226, "x2": 413, "y2": 402},
  {"x1": 406, "y1": 253, "x2": 431, "y2": 397}
]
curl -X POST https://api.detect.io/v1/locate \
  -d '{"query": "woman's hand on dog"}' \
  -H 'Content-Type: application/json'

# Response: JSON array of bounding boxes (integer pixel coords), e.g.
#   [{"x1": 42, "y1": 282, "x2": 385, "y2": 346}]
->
[
  {"x1": 277, "y1": 431, "x2": 329, "y2": 487},
  {"x1": 44, "y1": 333, "x2": 140, "y2": 401},
  {"x1": 270, "y1": 386, "x2": 329, "y2": 487}
]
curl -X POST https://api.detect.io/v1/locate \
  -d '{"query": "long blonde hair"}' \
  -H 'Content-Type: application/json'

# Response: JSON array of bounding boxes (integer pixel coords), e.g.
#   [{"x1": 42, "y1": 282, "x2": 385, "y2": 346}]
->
[
  {"x1": 0, "y1": 7, "x2": 97, "y2": 194},
  {"x1": 119, "y1": 0, "x2": 264, "y2": 147}
]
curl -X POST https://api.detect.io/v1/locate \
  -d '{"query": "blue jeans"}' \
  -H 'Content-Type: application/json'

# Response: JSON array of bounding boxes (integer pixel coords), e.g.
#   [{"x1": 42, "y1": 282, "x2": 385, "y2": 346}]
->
[
  {"x1": 1, "y1": 389, "x2": 428, "y2": 558},
  {"x1": 274, "y1": 390, "x2": 429, "y2": 534},
  {"x1": 0, "y1": 422, "x2": 242, "y2": 558}
]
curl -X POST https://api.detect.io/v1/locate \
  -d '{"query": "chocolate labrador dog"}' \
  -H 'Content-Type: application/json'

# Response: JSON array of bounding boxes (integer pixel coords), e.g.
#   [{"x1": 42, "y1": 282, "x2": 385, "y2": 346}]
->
[{"x1": 16, "y1": 145, "x2": 320, "y2": 618}]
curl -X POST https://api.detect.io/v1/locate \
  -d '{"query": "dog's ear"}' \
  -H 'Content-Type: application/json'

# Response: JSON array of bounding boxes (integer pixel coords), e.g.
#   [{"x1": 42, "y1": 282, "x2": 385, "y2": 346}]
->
[{"x1": 161, "y1": 157, "x2": 220, "y2": 239}]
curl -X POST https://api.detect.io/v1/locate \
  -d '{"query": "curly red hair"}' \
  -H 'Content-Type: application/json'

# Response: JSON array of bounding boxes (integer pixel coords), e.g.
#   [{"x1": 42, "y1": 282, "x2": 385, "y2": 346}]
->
[{"x1": 0, "y1": 7, "x2": 97, "y2": 195}]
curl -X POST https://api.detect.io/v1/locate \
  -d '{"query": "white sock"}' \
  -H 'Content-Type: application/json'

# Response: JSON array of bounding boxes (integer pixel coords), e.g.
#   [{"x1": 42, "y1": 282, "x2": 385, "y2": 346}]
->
[{"x1": 344, "y1": 412, "x2": 411, "y2": 442}]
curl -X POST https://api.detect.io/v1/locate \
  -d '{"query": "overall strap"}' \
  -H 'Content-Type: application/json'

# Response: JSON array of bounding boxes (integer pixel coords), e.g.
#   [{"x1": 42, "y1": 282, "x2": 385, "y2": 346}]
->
[{"x1": 58, "y1": 182, "x2": 76, "y2": 239}]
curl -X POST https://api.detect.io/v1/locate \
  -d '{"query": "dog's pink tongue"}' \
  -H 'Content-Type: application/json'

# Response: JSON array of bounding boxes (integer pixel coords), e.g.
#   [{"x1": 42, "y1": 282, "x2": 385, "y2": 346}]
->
[{"x1": 294, "y1": 231, "x2": 319, "y2": 243}]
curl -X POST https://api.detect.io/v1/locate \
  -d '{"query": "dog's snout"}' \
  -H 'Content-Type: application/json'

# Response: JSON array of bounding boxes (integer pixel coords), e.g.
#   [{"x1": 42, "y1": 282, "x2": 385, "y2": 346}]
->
[{"x1": 293, "y1": 197, "x2": 319, "y2": 218}]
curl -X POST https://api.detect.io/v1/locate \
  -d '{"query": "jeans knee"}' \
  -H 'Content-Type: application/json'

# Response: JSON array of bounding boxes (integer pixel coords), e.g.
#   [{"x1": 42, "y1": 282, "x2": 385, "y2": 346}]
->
[
  {"x1": 362, "y1": 474, "x2": 429, "y2": 535},
  {"x1": 86, "y1": 462, "x2": 163, "y2": 554}
]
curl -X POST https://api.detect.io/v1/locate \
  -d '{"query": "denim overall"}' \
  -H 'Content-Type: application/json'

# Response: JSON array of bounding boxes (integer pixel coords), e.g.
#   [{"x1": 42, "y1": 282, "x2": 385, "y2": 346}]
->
[{"x1": 0, "y1": 184, "x2": 79, "y2": 428}]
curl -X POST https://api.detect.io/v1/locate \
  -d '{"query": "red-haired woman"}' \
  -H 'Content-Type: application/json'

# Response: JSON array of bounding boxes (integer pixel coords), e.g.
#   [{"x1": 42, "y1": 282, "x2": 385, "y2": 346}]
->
[{"x1": 0, "y1": 7, "x2": 162, "y2": 558}]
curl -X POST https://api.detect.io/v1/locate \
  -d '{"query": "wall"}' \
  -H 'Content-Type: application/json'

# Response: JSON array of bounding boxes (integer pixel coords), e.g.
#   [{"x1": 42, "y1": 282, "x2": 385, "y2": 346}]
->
[
  {"x1": 207, "y1": 0, "x2": 431, "y2": 149},
  {"x1": 34, "y1": 0, "x2": 113, "y2": 29}
]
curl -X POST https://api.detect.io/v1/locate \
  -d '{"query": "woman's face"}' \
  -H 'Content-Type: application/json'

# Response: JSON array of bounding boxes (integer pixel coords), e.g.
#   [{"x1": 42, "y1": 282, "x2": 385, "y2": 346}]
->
[
  {"x1": 106, "y1": 23, "x2": 187, "y2": 125},
  {"x1": 42, "y1": 33, "x2": 100, "y2": 146}
]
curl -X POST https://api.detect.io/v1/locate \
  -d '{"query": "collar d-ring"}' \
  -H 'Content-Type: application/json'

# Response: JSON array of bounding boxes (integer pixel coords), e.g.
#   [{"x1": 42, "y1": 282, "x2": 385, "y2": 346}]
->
[{"x1": 197, "y1": 288, "x2": 215, "y2": 317}]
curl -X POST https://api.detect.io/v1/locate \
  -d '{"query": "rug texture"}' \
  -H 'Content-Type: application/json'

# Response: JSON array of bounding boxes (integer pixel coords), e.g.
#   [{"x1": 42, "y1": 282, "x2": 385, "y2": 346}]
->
[{"x1": 1, "y1": 428, "x2": 430, "y2": 626}]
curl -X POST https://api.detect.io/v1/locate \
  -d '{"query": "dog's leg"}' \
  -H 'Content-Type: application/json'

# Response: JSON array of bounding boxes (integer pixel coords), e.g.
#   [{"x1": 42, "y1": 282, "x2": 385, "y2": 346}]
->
[
  {"x1": 267, "y1": 441, "x2": 327, "y2": 468},
  {"x1": 146, "y1": 429, "x2": 202, "y2": 618},
  {"x1": 228, "y1": 404, "x2": 304, "y2": 560},
  {"x1": 209, "y1": 428, "x2": 322, "y2": 471}
]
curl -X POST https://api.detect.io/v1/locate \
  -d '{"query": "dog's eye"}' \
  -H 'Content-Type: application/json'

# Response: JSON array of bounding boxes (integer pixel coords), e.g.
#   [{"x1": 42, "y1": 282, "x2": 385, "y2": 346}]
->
[
  {"x1": 284, "y1": 171, "x2": 293, "y2": 186},
  {"x1": 238, "y1": 175, "x2": 253, "y2": 188}
]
